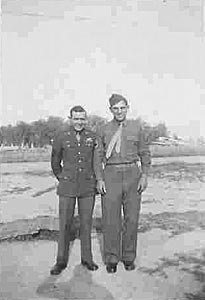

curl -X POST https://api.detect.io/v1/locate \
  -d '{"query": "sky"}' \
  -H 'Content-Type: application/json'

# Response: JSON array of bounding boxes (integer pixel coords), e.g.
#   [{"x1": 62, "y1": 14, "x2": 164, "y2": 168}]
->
[{"x1": 1, "y1": 0, "x2": 205, "y2": 139}]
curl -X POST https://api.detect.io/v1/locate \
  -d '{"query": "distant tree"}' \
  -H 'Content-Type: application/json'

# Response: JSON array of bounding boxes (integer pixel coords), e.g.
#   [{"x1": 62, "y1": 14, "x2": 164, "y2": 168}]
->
[
  {"x1": 130, "y1": 120, "x2": 168, "y2": 143},
  {"x1": 0, "y1": 126, "x2": 7, "y2": 145},
  {"x1": 45, "y1": 116, "x2": 65, "y2": 143},
  {"x1": 87, "y1": 115, "x2": 107, "y2": 132},
  {"x1": 31, "y1": 119, "x2": 49, "y2": 147},
  {"x1": 155, "y1": 123, "x2": 168, "y2": 137},
  {"x1": 149, "y1": 123, "x2": 167, "y2": 140},
  {"x1": 0, "y1": 125, "x2": 14, "y2": 146},
  {"x1": 30, "y1": 116, "x2": 65, "y2": 147},
  {"x1": 13, "y1": 121, "x2": 32, "y2": 147},
  {"x1": 0, "y1": 115, "x2": 169, "y2": 147}
]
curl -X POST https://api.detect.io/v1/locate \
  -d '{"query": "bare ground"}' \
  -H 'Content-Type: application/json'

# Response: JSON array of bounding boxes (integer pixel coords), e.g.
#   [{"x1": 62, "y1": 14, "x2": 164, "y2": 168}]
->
[{"x1": 0, "y1": 156, "x2": 205, "y2": 299}]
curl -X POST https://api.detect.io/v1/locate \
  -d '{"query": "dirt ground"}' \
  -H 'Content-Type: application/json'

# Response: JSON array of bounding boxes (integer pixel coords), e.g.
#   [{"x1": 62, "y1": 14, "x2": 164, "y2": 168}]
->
[{"x1": 0, "y1": 156, "x2": 205, "y2": 299}]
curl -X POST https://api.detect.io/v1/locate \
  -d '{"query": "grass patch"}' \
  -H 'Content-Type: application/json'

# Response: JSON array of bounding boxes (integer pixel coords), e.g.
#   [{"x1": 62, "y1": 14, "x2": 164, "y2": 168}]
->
[
  {"x1": 3, "y1": 186, "x2": 32, "y2": 195},
  {"x1": 151, "y1": 144, "x2": 205, "y2": 157},
  {"x1": 150, "y1": 162, "x2": 205, "y2": 182},
  {"x1": 1, "y1": 211, "x2": 205, "y2": 242},
  {"x1": 32, "y1": 186, "x2": 56, "y2": 197},
  {"x1": 139, "y1": 250, "x2": 205, "y2": 281},
  {"x1": 1, "y1": 145, "x2": 205, "y2": 163},
  {"x1": 139, "y1": 211, "x2": 205, "y2": 236}
]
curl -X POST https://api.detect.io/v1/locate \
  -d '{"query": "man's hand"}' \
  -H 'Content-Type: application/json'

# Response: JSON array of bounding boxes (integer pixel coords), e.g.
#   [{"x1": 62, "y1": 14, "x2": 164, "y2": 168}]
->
[
  {"x1": 97, "y1": 179, "x2": 106, "y2": 195},
  {"x1": 137, "y1": 174, "x2": 148, "y2": 194}
]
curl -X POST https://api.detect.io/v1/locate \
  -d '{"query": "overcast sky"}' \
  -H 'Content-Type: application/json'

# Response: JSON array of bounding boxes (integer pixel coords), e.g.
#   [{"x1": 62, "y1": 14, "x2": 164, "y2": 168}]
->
[{"x1": 1, "y1": 0, "x2": 205, "y2": 139}]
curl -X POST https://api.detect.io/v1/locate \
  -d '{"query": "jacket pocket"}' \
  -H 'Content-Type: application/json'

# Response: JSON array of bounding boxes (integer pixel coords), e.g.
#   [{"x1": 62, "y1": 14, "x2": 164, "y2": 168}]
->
[
  {"x1": 58, "y1": 171, "x2": 72, "y2": 181},
  {"x1": 127, "y1": 135, "x2": 139, "y2": 142},
  {"x1": 126, "y1": 135, "x2": 139, "y2": 153}
]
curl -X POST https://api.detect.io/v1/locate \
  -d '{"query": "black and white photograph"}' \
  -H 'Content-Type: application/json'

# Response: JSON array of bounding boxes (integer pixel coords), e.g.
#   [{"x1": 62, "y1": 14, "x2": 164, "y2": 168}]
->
[{"x1": 0, "y1": 0, "x2": 205, "y2": 299}]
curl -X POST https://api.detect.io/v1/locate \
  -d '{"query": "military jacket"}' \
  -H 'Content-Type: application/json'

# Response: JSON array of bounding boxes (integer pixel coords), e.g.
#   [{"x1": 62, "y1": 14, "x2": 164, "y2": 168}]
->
[
  {"x1": 51, "y1": 126, "x2": 103, "y2": 197},
  {"x1": 99, "y1": 119, "x2": 151, "y2": 174}
]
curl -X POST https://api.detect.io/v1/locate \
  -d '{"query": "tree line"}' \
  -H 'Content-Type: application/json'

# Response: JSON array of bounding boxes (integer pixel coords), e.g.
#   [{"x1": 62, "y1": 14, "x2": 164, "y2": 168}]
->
[{"x1": 0, "y1": 115, "x2": 168, "y2": 147}]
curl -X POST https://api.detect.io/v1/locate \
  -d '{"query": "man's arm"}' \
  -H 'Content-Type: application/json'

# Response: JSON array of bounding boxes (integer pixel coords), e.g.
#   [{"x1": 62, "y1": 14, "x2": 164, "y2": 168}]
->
[
  {"x1": 137, "y1": 125, "x2": 151, "y2": 193},
  {"x1": 93, "y1": 134, "x2": 104, "y2": 181},
  {"x1": 93, "y1": 129, "x2": 106, "y2": 195},
  {"x1": 138, "y1": 124, "x2": 151, "y2": 175},
  {"x1": 51, "y1": 132, "x2": 63, "y2": 180}
]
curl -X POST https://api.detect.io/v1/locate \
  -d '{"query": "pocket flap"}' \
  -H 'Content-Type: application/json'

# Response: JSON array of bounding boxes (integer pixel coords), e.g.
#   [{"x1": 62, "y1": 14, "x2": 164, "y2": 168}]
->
[{"x1": 127, "y1": 135, "x2": 139, "y2": 141}]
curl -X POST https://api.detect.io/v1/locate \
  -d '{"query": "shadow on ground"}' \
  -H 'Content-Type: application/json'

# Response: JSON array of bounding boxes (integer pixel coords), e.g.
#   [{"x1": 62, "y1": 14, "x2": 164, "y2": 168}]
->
[{"x1": 36, "y1": 264, "x2": 115, "y2": 300}]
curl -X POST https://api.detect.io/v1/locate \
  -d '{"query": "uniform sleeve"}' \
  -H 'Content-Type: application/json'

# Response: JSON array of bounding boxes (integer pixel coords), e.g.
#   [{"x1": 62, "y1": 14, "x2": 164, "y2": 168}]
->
[
  {"x1": 138, "y1": 125, "x2": 151, "y2": 175},
  {"x1": 96, "y1": 125, "x2": 106, "y2": 162},
  {"x1": 51, "y1": 132, "x2": 63, "y2": 180},
  {"x1": 93, "y1": 133, "x2": 104, "y2": 181}
]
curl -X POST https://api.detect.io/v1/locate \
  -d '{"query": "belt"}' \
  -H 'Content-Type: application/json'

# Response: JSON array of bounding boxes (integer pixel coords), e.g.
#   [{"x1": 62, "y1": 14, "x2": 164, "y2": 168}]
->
[{"x1": 106, "y1": 162, "x2": 137, "y2": 167}]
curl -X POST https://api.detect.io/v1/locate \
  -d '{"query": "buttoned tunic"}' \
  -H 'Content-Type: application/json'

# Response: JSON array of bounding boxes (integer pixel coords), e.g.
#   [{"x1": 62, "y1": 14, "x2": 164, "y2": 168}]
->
[{"x1": 51, "y1": 125, "x2": 103, "y2": 197}]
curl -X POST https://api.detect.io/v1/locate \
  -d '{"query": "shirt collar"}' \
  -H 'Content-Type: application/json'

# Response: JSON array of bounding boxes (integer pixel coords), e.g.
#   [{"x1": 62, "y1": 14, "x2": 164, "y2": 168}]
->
[
  {"x1": 112, "y1": 118, "x2": 127, "y2": 127},
  {"x1": 70, "y1": 126, "x2": 86, "y2": 135}
]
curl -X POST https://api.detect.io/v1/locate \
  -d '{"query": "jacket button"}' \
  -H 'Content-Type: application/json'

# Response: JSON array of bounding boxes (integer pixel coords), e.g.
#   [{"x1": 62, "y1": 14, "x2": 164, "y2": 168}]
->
[
  {"x1": 79, "y1": 168, "x2": 82, "y2": 172},
  {"x1": 78, "y1": 151, "x2": 80, "y2": 154}
]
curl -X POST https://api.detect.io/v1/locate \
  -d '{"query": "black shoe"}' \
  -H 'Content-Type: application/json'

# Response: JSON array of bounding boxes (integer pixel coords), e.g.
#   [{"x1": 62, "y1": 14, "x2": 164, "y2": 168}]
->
[
  {"x1": 123, "y1": 261, "x2": 135, "y2": 271},
  {"x1": 50, "y1": 263, "x2": 66, "y2": 275},
  {"x1": 81, "y1": 260, "x2": 99, "y2": 271},
  {"x1": 106, "y1": 263, "x2": 117, "y2": 273}
]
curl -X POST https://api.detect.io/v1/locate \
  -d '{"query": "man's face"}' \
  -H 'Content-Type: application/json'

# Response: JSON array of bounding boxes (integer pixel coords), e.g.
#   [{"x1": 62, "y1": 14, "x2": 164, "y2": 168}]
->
[
  {"x1": 70, "y1": 111, "x2": 87, "y2": 131},
  {"x1": 110, "y1": 100, "x2": 129, "y2": 122}
]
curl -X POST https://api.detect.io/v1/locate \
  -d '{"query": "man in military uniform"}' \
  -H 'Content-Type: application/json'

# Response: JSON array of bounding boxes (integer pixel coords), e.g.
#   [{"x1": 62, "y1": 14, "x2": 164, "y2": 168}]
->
[
  {"x1": 50, "y1": 105, "x2": 104, "y2": 275},
  {"x1": 97, "y1": 94, "x2": 151, "y2": 273}
]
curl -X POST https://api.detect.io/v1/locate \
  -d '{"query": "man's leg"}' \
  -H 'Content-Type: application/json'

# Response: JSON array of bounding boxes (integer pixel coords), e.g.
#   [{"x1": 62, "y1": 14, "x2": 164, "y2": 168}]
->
[
  {"x1": 51, "y1": 196, "x2": 76, "y2": 274},
  {"x1": 102, "y1": 167, "x2": 122, "y2": 266},
  {"x1": 78, "y1": 195, "x2": 98, "y2": 271},
  {"x1": 121, "y1": 169, "x2": 142, "y2": 266},
  {"x1": 78, "y1": 195, "x2": 95, "y2": 263}
]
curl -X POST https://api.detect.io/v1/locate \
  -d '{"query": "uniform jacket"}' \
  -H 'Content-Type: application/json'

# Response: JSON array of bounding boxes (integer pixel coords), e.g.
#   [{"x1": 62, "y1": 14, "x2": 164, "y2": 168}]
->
[
  {"x1": 51, "y1": 125, "x2": 103, "y2": 197},
  {"x1": 99, "y1": 119, "x2": 151, "y2": 175}
]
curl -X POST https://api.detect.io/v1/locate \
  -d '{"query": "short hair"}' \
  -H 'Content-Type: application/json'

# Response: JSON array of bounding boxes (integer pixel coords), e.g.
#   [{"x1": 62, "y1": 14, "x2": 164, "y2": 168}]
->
[
  {"x1": 109, "y1": 94, "x2": 128, "y2": 107},
  {"x1": 70, "y1": 105, "x2": 87, "y2": 117}
]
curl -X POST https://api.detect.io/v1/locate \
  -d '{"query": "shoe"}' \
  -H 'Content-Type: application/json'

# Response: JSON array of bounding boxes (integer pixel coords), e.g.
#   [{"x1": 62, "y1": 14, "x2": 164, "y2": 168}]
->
[
  {"x1": 123, "y1": 261, "x2": 135, "y2": 271},
  {"x1": 106, "y1": 263, "x2": 117, "y2": 273},
  {"x1": 81, "y1": 260, "x2": 99, "y2": 271},
  {"x1": 50, "y1": 263, "x2": 66, "y2": 275}
]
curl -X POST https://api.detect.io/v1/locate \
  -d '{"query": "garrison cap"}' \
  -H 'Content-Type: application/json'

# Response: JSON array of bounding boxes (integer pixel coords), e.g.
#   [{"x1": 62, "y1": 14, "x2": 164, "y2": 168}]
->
[{"x1": 109, "y1": 94, "x2": 128, "y2": 107}]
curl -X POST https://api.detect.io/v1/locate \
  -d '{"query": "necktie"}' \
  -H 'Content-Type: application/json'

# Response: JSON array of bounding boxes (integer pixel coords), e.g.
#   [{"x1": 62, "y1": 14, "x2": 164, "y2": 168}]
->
[
  {"x1": 106, "y1": 123, "x2": 123, "y2": 159},
  {"x1": 76, "y1": 132, "x2": 80, "y2": 142}
]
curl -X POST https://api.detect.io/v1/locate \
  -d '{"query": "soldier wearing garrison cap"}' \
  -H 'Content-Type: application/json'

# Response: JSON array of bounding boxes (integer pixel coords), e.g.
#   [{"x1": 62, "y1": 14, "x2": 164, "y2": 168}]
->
[
  {"x1": 50, "y1": 105, "x2": 104, "y2": 275},
  {"x1": 97, "y1": 94, "x2": 151, "y2": 273},
  {"x1": 109, "y1": 93, "x2": 128, "y2": 106}
]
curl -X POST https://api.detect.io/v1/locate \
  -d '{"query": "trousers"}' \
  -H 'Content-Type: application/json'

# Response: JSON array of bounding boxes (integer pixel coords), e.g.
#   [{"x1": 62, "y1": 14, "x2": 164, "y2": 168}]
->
[
  {"x1": 102, "y1": 164, "x2": 142, "y2": 264},
  {"x1": 56, "y1": 195, "x2": 95, "y2": 266}
]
